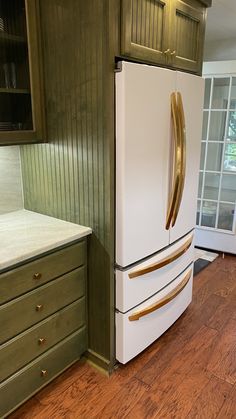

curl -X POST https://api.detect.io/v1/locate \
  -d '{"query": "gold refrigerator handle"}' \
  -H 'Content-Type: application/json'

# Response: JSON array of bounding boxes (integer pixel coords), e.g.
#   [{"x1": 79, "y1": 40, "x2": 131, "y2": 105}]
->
[
  {"x1": 128, "y1": 269, "x2": 192, "y2": 321},
  {"x1": 166, "y1": 92, "x2": 181, "y2": 230},
  {"x1": 128, "y1": 234, "x2": 193, "y2": 279},
  {"x1": 171, "y1": 92, "x2": 186, "y2": 227}
]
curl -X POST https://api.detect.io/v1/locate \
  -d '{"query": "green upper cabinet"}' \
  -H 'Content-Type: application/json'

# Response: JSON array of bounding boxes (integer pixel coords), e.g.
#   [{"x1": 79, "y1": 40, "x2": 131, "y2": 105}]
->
[
  {"x1": 121, "y1": 0, "x2": 208, "y2": 74},
  {"x1": 170, "y1": 0, "x2": 206, "y2": 74},
  {"x1": 0, "y1": 0, "x2": 45, "y2": 146},
  {"x1": 121, "y1": 0, "x2": 171, "y2": 65}
]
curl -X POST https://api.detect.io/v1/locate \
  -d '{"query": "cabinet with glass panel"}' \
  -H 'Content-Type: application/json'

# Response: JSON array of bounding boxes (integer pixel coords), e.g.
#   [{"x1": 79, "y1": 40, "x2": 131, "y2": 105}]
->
[
  {"x1": 197, "y1": 76, "x2": 236, "y2": 233},
  {"x1": 0, "y1": 0, "x2": 45, "y2": 145}
]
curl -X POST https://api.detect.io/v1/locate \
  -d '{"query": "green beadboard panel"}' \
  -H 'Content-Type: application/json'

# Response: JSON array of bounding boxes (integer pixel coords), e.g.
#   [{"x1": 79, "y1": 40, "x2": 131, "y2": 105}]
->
[{"x1": 20, "y1": 0, "x2": 116, "y2": 368}]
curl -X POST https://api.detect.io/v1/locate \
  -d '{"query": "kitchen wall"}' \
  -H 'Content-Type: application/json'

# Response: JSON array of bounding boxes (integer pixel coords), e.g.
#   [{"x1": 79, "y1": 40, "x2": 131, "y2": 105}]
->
[
  {"x1": 0, "y1": 146, "x2": 23, "y2": 214},
  {"x1": 204, "y1": 38, "x2": 236, "y2": 62}
]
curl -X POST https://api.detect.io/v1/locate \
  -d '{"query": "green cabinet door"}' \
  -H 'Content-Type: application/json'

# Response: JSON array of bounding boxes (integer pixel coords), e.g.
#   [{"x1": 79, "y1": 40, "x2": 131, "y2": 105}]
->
[
  {"x1": 0, "y1": 0, "x2": 45, "y2": 145},
  {"x1": 121, "y1": 0, "x2": 170, "y2": 66},
  {"x1": 121, "y1": 0, "x2": 207, "y2": 74},
  {"x1": 168, "y1": 0, "x2": 206, "y2": 74}
]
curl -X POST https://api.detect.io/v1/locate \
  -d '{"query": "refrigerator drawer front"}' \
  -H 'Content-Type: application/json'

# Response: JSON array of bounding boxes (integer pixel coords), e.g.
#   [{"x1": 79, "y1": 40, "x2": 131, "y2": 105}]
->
[
  {"x1": 116, "y1": 264, "x2": 193, "y2": 364},
  {"x1": 116, "y1": 231, "x2": 194, "y2": 312}
]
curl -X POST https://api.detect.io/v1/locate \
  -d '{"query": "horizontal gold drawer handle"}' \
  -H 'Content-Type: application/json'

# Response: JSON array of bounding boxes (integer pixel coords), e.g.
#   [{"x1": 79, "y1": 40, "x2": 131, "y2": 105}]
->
[
  {"x1": 38, "y1": 337, "x2": 46, "y2": 345},
  {"x1": 33, "y1": 272, "x2": 42, "y2": 280},
  {"x1": 41, "y1": 369, "x2": 47, "y2": 377},
  {"x1": 129, "y1": 235, "x2": 193, "y2": 279},
  {"x1": 36, "y1": 304, "x2": 44, "y2": 312},
  {"x1": 129, "y1": 270, "x2": 192, "y2": 321}
]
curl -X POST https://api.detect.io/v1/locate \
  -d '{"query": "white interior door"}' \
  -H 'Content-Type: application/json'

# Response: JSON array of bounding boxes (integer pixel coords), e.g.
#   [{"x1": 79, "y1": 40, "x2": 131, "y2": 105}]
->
[
  {"x1": 116, "y1": 62, "x2": 175, "y2": 267},
  {"x1": 170, "y1": 71, "x2": 204, "y2": 244}
]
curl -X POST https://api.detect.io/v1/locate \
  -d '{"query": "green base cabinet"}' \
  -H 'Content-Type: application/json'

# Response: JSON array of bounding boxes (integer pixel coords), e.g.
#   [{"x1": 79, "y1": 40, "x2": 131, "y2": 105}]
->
[{"x1": 0, "y1": 240, "x2": 87, "y2": 418}]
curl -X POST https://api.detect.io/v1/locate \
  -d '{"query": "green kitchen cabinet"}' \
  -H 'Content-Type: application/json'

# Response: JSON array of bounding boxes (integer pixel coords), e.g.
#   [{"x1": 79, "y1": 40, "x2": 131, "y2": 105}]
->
[
  {"x1": 0, "y1": 239, "x2": 87, "y2": 417},
  {"x1": 0, "y1": 0, "x2": 45, "y2": 146},
  {"x1": 121, "y1": 0, "x2": 209, "y2": 74}
]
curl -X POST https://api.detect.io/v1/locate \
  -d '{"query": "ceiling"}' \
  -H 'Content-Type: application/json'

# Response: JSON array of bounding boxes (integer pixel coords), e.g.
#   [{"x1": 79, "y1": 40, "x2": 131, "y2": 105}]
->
[{"x1": 205, "y1": 0, "x2": 236, "y2": 43}]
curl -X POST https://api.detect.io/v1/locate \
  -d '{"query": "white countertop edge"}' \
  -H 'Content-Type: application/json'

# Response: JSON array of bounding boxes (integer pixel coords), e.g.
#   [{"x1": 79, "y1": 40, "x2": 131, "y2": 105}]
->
[{"x1": 0, "y1": 209, "x2": 92, "y2": 272}]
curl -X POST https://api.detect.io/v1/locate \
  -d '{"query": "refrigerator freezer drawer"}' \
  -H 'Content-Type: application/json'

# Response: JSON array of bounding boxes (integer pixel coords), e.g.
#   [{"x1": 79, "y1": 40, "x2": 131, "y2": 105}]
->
[
  {"x1": 116, "y1": 231, "x2": 194, "y2": 312},
  {"x1": 116, "y1": 264, "x2": 193, "y2": 364}
]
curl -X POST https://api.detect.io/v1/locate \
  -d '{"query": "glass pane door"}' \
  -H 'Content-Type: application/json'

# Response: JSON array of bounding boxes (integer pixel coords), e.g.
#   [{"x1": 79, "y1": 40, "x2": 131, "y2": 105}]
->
[
  {"x1": 0, "y1": 0, "x2": 33, "y2": 132},
  {"x1": 197, "y1": 76, "x2": 236, "y2": 233}
]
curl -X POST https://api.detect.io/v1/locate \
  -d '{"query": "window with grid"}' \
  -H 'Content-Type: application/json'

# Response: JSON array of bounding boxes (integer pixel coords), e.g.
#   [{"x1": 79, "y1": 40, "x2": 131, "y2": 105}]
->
[{"x1": 196, "y1": 76, "x2": 236, "y2": 232}]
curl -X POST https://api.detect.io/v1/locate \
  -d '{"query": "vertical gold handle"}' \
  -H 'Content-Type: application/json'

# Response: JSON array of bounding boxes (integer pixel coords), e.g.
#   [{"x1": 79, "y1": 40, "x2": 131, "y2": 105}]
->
[
  {"x1": 166, "y1": 92, "x2": 181, "y2": 229},
  {"x1": 172, "y1": 92, "x2": 186, "y2": 227}
]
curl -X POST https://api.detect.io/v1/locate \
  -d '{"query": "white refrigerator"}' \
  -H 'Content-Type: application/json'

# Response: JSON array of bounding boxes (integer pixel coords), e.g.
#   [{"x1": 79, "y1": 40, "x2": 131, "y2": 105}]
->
[{"x1": 115, "y1": 61, "x2": 204, "y2": 364}]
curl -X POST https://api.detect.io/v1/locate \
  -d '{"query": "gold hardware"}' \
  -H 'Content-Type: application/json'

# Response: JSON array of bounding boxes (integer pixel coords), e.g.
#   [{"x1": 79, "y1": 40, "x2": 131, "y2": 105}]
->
[
  {"x1": 171, "y1": 92, "x2": 186, "y2": 227},
  {"x1": 163, "y1": 48, "x2": 171, "y2": 55},
  {"x1": 128, "y1": 235, "x2": 193, "y2": 279},
  {"x1": 38, "y1": 337, "x2": 46, "y2": 345},
  {"x1": 36, "y1": 304, "x2": 43, "y2": 312},
  {"x1": 166, "y1": 92, "x2": 181, "y2": 229},
  {"x1": 129, "y1": 270, "x2": 192, "y2": 321},
  {"x1": 170, "y1": 50, "x2": 176, "y2": 56},
  {"x1": 33, "y1": 272, "x2": 42, "y2": 280},
  {"x1": 41, "y1": 369, "x2": 47, "y2": 377}
]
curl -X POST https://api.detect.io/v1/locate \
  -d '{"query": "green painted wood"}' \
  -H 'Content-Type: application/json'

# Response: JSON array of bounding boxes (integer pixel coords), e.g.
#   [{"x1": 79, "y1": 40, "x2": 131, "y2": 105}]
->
[
  {"x1": 0, "y1": 266, "x2": 85, "y2": 344},
  {"x1": 170, "y1": 0, "x2": 206, "y2": 75},
  {"x1": 199, "y1": 0, "x2": 211, "y2": 6},
  {"x1": 0, "y1": 328, "x2": 86, "y2": 418},
  {"x1": 0, "y1": 240, "x2": 86, "y2": 305},
  {"x1": 121, "y1": 0, "x2": 207, "y2": 74},
  {"x1": 121, "y1": 0, "x2": 169, "y2": 65},
  {"x1": 0, "y1": 298, "x2": 85, "y2": 383},
  {"x1": 20, "y1": 0, "x2": 116, "y2": 369}
]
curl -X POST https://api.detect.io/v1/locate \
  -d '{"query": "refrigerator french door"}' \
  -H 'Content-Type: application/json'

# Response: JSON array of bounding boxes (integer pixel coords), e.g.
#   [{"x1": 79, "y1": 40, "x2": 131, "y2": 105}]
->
[{"x1": 116, "y1": 61, "x2": 204, "y2": 363}]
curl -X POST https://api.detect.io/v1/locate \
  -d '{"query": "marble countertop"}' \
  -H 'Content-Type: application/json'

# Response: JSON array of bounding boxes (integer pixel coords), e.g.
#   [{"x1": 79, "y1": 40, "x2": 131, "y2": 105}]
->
[{"x1": 0, "y1": 210, "x2": 92, "y2": 271}]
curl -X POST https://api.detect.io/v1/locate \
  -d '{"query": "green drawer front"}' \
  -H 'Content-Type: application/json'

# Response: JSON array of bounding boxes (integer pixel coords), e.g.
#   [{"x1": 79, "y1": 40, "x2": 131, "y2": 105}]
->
[
  {"x1": 0, "y1": 266, "x2": 85, "y2": 344},
  {"x1": 0, "y1": 240, "x2": 86, "y2": 305},
  {"x1": 0, "y1": 328, "x2": 86, "y2": 418},
  {"x1": 0, "y1": 298, "x2": 86, "y2": 383}
]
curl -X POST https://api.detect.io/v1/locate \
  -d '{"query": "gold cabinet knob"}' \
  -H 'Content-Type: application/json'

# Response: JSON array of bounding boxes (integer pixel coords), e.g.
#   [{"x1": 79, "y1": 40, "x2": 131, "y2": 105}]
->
[
  {"x1": 33, "y1": 272, "x2": 42, "y2": 280},
  {"x1": 163, "y1": 48, "x2": 171, "y2": 55},
  {"x1": 36, "y1": 304, "x2": 44, "y2": 312},
  {"x1": 38, "y1": 337, "x2": 46, "y2": 345},
  {"x1": 170, "y1": 50, "x2": 176, "y2": 56},
  {"x1": 41, "y1": 369, "x2": 47, "y2": 377}
]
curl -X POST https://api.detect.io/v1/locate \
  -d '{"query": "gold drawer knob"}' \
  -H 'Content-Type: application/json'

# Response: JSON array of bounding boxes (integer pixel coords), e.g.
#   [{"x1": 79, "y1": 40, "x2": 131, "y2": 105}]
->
[
  {"x1": 36, "y1": 304, "x2": 44, "y2": 312},
  {"x1": 170, "y1": 50, "x2": 176, "y2": 56},
  {"x1": 33, "y1": 272, "x2": 42, "y2": 280},
  {"x1": 38, "y1": 337, "x2": 46, "y2": 345},
  {"x1": 41, "y1": 369, "x2": 47, "y2": 377}
]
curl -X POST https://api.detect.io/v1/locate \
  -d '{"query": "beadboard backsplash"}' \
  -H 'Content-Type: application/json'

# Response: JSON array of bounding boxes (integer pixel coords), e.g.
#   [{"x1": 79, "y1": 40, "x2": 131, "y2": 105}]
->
[{"x1": 0, "y1": 146, "x2": 24, "y2": 214}]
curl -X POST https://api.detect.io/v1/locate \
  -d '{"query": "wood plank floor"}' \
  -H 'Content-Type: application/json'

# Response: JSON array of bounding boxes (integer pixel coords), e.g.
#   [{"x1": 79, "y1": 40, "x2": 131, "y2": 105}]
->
[{"x1": 9, "y1": 254, "x2": 236, "y2": 419}]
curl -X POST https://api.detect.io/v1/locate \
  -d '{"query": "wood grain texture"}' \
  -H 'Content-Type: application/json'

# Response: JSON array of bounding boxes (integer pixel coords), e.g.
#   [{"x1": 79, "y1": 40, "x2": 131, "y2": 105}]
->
[
  {"x1": 217, "y1": 384, "x2": 236, "y2": 419},
  {"x1": 20, "y1": 0, "x2": 117, "y2": 368},
  {"x1": 8, "y1": 254, "x2": 236, "y2": 419},
  {"x1": 186, "y1": 376, "x2": 232, "y2": 419}
]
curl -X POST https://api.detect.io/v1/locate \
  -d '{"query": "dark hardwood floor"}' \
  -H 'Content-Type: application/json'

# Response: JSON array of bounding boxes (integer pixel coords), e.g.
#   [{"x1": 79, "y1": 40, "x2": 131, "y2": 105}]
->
[{"x1": 9, "y1": 254, "x2": 236, "y2": 419}]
